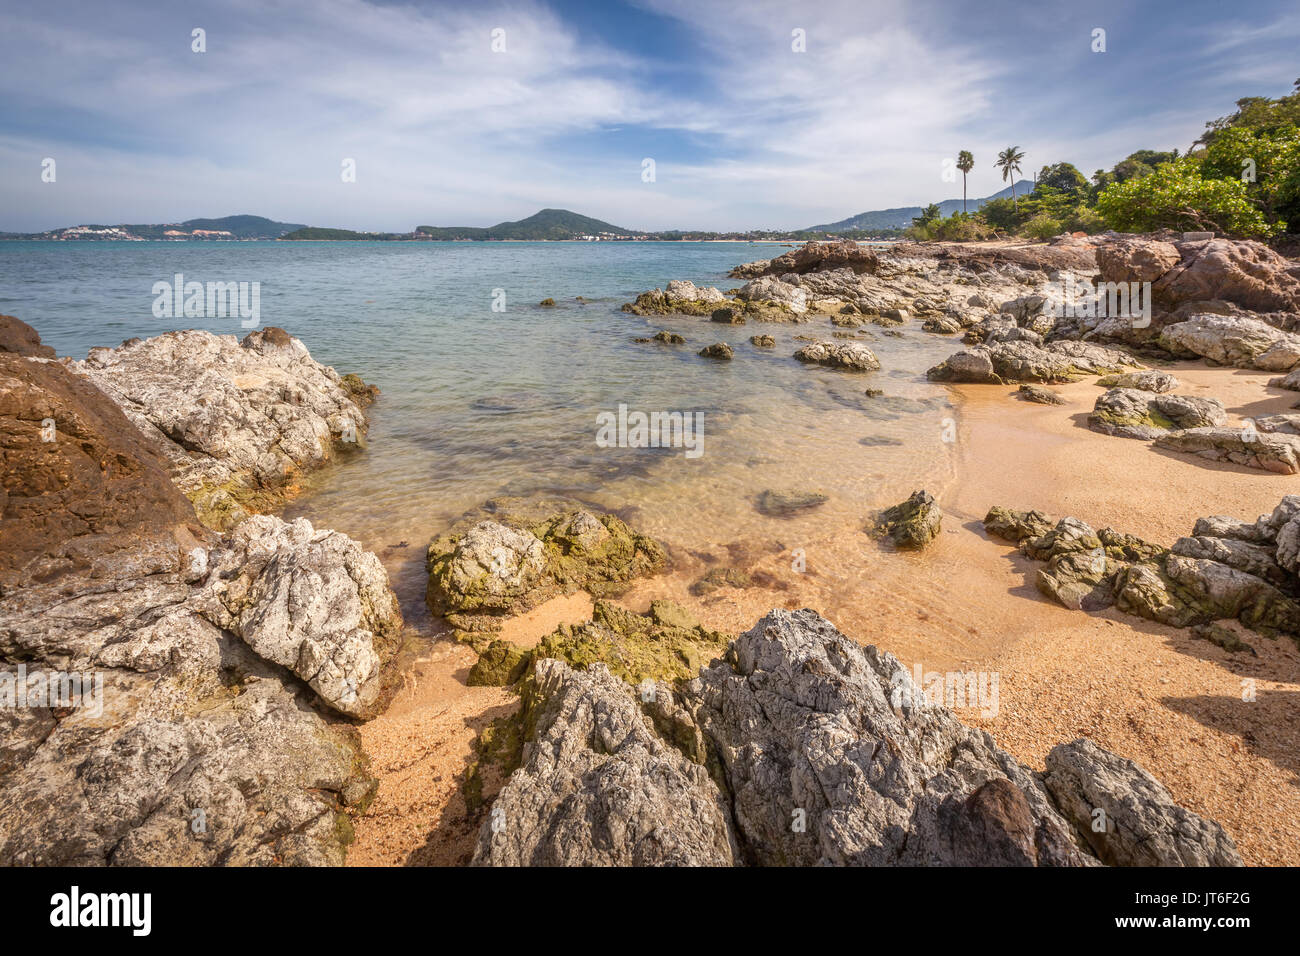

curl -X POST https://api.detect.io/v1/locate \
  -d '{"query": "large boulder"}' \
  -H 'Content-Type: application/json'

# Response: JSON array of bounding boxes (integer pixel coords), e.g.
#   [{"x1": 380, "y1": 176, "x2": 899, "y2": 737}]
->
[
  {"x1": 1044, "y1": 739, "x2": 1242, "y2": 866},
  {"x1": 1156, "y1": 427, "x2": 1300, "y2": 474},
  {"x1": 730, "y1": 240, "x2": 878, "y2": 278},
  {"x1": 471, "y1": 659, "x2": 739, "y2": 866},
  {"x1": 928, "y1": 341, "x2": 1139, "y2": 384},
  {"x1": 196, "y1": 514, "x2": 404, "y2": 718},
  {"x1": 0, "y1": 315, "x2": 56, "y2": 358},
  {"x1": 1158, "y1": 313, "x2": 1300, "y2": 370},
  {"x1": 1089, "y1": 388, "x2": 1226, "y2": 439},
  {"x1": 73, "y1": 328, "x2": 373, "y2": 530}
]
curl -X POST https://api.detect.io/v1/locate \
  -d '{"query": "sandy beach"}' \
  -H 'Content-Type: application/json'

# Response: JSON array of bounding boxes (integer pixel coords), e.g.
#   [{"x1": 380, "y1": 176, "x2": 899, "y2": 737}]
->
[{"x1": 348, "y1": 356, "x2": 1300, "y2": 867}]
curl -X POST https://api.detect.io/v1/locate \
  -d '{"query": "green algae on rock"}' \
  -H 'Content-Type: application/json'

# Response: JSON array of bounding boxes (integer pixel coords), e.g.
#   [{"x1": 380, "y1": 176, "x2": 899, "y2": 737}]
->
[
  {"x1": 426, "y1": 507, "x2": 666, "y2": 629},
  {"x1": 871, "y1": 490, "x2": 943, "y2": 549}
]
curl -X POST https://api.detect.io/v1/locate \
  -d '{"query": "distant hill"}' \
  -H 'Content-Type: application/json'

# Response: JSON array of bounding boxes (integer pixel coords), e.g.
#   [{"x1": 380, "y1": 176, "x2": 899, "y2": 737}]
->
[
  {"x1": 808, "y1": 181, "x2": 1037, "y2": 232},
  {"x1": 0, "y1": 214, "x2": 306, "y2": 240},
  {"x1": 280, "y1": 226, "x2": 409, "y2": 241},
  {"x1": 416, "y1": 208, "x2": 634, "y2": 240}
]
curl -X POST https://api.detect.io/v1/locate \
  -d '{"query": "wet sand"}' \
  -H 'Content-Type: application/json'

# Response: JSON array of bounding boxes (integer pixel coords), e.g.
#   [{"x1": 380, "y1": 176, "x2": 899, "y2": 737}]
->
[{"x1": 349, "y1": 358, "x2": 1300, "y2": 866}]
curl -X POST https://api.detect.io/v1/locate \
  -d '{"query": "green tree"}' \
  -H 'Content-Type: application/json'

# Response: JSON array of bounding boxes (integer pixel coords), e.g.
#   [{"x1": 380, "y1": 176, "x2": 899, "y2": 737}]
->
[
  {"x1": 995, "y1": 146, "x2": 1026, "y2": 210},
  {"x1": 911, "y1": 203, "x2": 941, "y2": 227},
  {"x1": 1094, "y1": 157, "x2": 1277, "y2": 238},
  {"x1": 1200, "y1": 124, "x2": 1300, "y2": 225},
  {"x1": 956, "y1": 150, "x2": 974, "y2": 214}
]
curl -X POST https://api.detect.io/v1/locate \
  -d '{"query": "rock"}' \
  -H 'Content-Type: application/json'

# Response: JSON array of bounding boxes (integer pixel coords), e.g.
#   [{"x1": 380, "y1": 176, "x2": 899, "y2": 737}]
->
[
  {"x1": 1095, "y1": 369, "x2": 1180, "y2": 393},
  {"x1": 1191, "y1": 621, "x2": 1257, "y2": 655},
  {"x1": 736, "y1": 275, "x2": 810, "y2": 314},
  {"x1": 1155, "y1": 427, "x2": 1300, "y2": 474},
  {"x1": 1158, "y1": 313, "x2": 1300, "y2": 370},
  {"x1": 196, "y1": 514, "x2": 404, "y2": 718},
  {"x1": 710, "y1": 307, "x2": 745, "y2": 324},
  {"x1": 529, "y1": 600, "x2": 731, "y2": 686},
  {"x1": 749, "y1": 334, "x2": 775, "y2": 348},
  {"x1": 539, "y1": 298, "x2": 556, "y2": 307},
  {"x1": 472, "y1": 607, "x2": 1242, "y2": 867},
  {"x1": 1171, "y1": 535, "x2": 1288, "y2": 588},
  {"x1": 470, "y1": 659, "x2": 739, "y2": 866},
  {"x1": 0, "y1": 335, "x2": 380, "y2": 866},
  {"x1": 667, "y1": 279, "x2": 726, "y2": 305},
  {"x1": 622, "y1": 284, "x2": 729, "y2": 316},
  {"x1": 755, "y1": 489, "x2": 828, "y2": 517},
  {"x1": 690, "y1": 567, "x2": 755, "y2": 595},
  {"x1": 651, "y1": 330, "x2": 685, "y2": 344},
  {"x1": 1095, "y1": 237, "x2": 1181, "y2": 285},
  {"x1": 683, "y1": 610, "x2": 1089, "y2": 865},
  {"x1": 1018, "y1": 385, "x2": 1066, "y2": 405},
  {"x1": 1089, "y1": 388, "x2": 1227, "y2": 439},
  {"x1": 467, "y1": 639, "x2": 530, "y2": 686},
  {"x1": 793, "y1": 341, "x2": 881, "y2": 371},
  {"x1": 730, "y1": 240, "x2": 878, "y2": 278},
  {"x1": 698, "y1": 342, "x2": 734, "y2": 360},
  {"x1": 1044, "y1": 739, "x2": 1243, "y2": 866},
  {"x1": 0, "y1": 314, "x2": 56, "y2": 358},
  {"x1": 923, "y1": 315, "x2": 962, "y2": 334},
  {"x1": 426, "y1": 510, "x2": 665, "y2": 629},
  {"x1": 74, "y1": 329, "x2": 371, "y2": 530},
  {"x1": 1146, "y1": 238, "x2": 1300, "y2": 315},
  {"x1": 928, "y1": 340, "x2": 1139, "y2": 384},
  {"x1": 872, "y1": 490, "x2": 942, "y2": 549},
  {"x1": 984, "y1": 507, "x2": 1056, "y2": 543}
]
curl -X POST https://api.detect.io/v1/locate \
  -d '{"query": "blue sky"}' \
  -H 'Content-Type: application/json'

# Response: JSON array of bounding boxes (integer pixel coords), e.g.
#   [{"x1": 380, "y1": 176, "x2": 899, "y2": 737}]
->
[{"x1": 1, "y1": 0, "x2": 1297, "y2": 232}]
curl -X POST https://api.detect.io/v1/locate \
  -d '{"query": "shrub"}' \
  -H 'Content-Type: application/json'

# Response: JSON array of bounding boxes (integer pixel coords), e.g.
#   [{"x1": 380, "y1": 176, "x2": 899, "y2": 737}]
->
[{"x1": 1095, "y1": 157, "x2": 1278, "y2": 238}]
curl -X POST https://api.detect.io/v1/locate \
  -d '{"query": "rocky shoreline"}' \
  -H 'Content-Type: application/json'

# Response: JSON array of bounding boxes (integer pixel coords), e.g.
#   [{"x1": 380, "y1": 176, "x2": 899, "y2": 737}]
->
[{"x1": 4, "y1": 228, "x2": 1299, "y2": 866}]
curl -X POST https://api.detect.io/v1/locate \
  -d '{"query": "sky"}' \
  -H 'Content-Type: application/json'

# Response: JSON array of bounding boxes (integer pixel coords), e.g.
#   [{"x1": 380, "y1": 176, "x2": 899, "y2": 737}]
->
[{"x1": 1, "y1": 0, "x2": 1297, "y2": 233}]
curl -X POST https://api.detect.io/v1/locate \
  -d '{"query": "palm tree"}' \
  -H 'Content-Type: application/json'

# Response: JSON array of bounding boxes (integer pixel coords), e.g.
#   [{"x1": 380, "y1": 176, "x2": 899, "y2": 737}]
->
[
  {"x1": 995, "y1": 146, "x2": 1026, "y2": 211},
  {"x1": 956, "y1": 151, "x2": 974, "y2": 214}
]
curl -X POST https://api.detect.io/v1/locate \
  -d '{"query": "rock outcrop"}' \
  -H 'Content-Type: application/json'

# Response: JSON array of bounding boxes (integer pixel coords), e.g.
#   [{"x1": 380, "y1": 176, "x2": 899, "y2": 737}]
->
[
  {"x1": 928, "y1": 340, "x2": 1140, "y2": 384},
  {"x1": 793, "y1": 340, "x2": 881, "y2": 371},
  {"x1": 1158, "y1": 313, "x2": 1300, "y2": 371},
  {"x1": 872, "y1": 490, "x2": 943, "y2": 548},
  {"x1": 1156, "y1": 426, "x2": 1300, "y2": 474},
  {"x1": 73, "y1": 328, "x2": 374, "y2": 530},
  {"x1": 984, "y1": 498, "x2": 1300, "y2": 640},
  {"x1": 473, "y1": 609, "x2": 1241, "y2": 866},
  {"x1": 0, "y1": 325, "x2": 396, "y2": 865}
]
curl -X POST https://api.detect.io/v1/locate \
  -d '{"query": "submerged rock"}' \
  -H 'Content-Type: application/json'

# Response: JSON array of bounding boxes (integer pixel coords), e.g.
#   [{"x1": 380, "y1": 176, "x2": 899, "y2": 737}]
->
[
  {"x1": 872, "y1": 490, "x2": 942, "y2": 549},
  {"x1": 755, "y1": 488, "x2": 829, "y2": 517}
]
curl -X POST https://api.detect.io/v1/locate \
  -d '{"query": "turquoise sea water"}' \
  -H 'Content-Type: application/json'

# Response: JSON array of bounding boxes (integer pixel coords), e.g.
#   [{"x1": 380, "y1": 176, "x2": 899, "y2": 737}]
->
[{"x1": 0, "y1": 240, "x2": 963, "y2": 623}]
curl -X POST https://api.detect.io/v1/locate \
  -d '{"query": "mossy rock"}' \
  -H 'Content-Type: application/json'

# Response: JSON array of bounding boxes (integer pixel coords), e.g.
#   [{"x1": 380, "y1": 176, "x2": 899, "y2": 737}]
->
[
  {"x1": 872, "y1": 490, "x2": 942, "y2": 549},
  {"x1": 984, "y1": 506, "x2": 1055, "y2": 543},
  {"x1": 467, "y1": 639, "x2": 530, "y2": 686},
  {"x1": 531, "y1": 599, "x2": 730, "y2": 687},
  {"x1": 340, "y1": 372, "x2": 380, "y2": 407}
]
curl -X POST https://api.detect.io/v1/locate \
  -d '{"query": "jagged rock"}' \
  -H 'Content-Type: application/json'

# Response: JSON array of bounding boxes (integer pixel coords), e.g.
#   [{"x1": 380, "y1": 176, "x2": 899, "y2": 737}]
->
[
  {"x1": 750, "y1": 334, "x2": 775, "y2": 348},
  {"x1": 1158, "y1": 313, "x2": 1300, "y2": 370},
  {"x1": 1044, "y1": 739, "x2": 1243, "y2": 866},
  {"x1": 196, "y1": 514, "x2": 403, "y2": 718},
  {"x1": 1018, "y1": 385, "x2": 1066, "y2": 405},
  {"x1": 698, "y1": 342, "x2": 734, "y2": 360},
  {"x1": 1095, "y1": 237, "x2": 1181, "y2": 285},
  {"x1": 1095, "y1": 369, "x2": 1180, "y2": 393},
  {"x1": 1171, "y1": 535, "x2": 1288, "y2": 587},
  {"x1": 667, "y1": 279, "x2": 726, "y2": 305},
  {"x1": 1156, "y1": 427, "x2": 1300, "y2": 474},
  {"x1": 923, "y1": 315, "x2": 962, "y2": 334},
  {"x1": 872, "y1": 490, "x2": 942, "y2": 549},
  {"x1": 73, "y1": 329, "x2": 371, "y2": 530},
  {"x1": 0, "y1": 337, "x2": 378, "y2": 866},
  {"x1": 470, "y1": 659, "x2": 739, "y2": 866},
  {"x1": 928, "y1": 340, "x2": 1139, "y2": 384},
  {"x1": 1089, "y1": 388, "x2": 1226, "y2": 439},
  {"x1": 793, "y1": 340, "x2": 881, "y2": 371},
  {"x1": 639, "y1": 330, "x2": 685, "y2": 344},
  {"x1": 682, "y1": 610, "x2": 1089, "y2": 866},
  {"x1": 737, "y1": 275, "x2": 810, "y2": 314},
  {"x1": 467, "y1": 639, "x2": 530, "y2": 687},
  {"x1": 710, "y1": 307, "x2": 745, "y2": 324},
  {"x1": 426, "y1": 510, "x2": 665, "y2": 629}
]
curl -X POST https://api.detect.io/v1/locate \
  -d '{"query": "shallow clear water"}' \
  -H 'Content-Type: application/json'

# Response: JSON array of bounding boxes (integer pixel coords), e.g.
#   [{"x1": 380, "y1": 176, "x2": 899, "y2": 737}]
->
[{"x1": 1, "y1": 240, "x2": 964, "y2": 624}]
